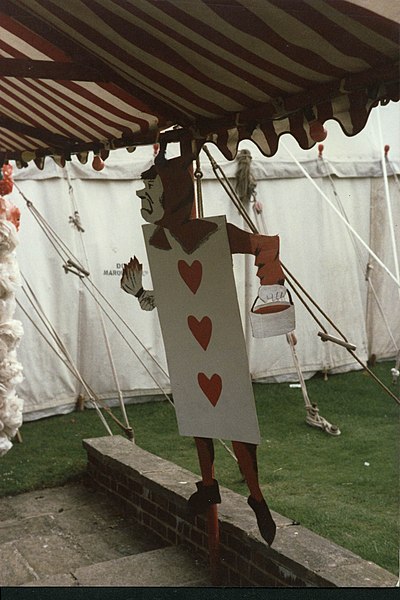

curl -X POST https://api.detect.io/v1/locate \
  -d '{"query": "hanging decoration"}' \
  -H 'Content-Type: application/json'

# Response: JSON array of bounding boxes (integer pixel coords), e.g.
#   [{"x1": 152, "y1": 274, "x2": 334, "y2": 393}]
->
[
  {"x1": 0, "y1": 164, "x2": 24, "y2": 456},
  {"x1": 235, "y1": 149, "x2": 257, "y2": 204},
  {"x1": 92, "y1": 153, "x2": 105, "y2": 172},
  {"x1": 304, "y1": 108, "x2": 327, "y2": 143}
]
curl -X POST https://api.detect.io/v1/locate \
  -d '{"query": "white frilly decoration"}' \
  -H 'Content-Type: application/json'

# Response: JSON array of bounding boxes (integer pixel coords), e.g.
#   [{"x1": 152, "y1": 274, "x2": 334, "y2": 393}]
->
[{"x1": 0, "y1": 217, "x2": 24, "y2": 457}]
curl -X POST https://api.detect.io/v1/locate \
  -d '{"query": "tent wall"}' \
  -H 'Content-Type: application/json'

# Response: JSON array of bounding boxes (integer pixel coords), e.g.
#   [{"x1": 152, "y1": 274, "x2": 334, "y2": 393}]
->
[
  {"x1": 14, "y1": 175, "x2": 171, "y2": 421},
  {"x1": 367, "y1": 178, "x2": 400, "y2": 359},
  {"x1": 9, "y1": 106, "x2": 400, "y2": 421}
]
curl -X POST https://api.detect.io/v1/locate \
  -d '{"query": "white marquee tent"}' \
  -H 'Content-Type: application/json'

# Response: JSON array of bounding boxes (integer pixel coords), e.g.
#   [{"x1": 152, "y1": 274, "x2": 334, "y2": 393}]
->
[{"x1": 8, "y1": 101, "x2": 400, "y2": 422}]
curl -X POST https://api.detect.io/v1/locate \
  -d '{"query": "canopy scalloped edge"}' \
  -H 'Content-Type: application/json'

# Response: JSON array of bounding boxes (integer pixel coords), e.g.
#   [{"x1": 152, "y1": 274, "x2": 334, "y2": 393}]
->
[{"x1": 3, "y1": 67, "x2": 399, "y2": 169}]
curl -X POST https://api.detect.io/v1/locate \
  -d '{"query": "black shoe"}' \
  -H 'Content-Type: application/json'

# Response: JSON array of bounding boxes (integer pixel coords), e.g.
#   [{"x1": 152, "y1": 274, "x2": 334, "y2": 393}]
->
[
  {"x1": 187, "y1": 480, "x2": 221, "y2": 515},
  {"x1": 248, "y1": 495, "x2": 276, "y2": 546}
]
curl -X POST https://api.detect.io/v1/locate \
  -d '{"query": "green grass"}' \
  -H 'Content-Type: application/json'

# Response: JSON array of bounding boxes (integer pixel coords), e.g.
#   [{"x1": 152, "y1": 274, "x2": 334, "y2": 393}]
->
[{"x1": 0, "y1": 362, "x2": 398, "y2": 575}]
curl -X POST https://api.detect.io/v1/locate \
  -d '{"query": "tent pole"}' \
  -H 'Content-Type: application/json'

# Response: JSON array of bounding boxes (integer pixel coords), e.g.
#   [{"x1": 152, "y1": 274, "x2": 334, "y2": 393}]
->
[
  {"x1": 323, "y1": 156, "x2": 399, "y2": 355},
  {"x1": 207, "y1": 504, "x2": 221, "y2": 585},
  {"x1": 16, "y1": 291, "x2": 116, "y2": 436},
  {"x1": 281, "y1": 141, "x2": 400, "y2": 290},
  {"x1": 192, "y1": 158, "x2": 221, "y2": 585},
  {"x1": 64, "y1": 165, "x2": 133, "y2": 436},
  {"x1": 376, "y1": 105, "x2": 400, "y2": 302}
]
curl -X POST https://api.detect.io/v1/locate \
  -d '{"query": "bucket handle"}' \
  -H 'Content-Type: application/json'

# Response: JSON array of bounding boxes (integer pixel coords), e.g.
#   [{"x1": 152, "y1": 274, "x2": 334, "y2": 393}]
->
[{"x1": 251, "y1": 288, "x2": 293, "y2": 314}]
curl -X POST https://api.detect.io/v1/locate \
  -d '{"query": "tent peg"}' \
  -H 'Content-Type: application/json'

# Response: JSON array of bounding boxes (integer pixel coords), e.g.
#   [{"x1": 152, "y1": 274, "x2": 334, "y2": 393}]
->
[
  {"x1": 318, "y1": 332, "x2": 356, "y2": 351},
  {"x1": 125, "y1": 426, "x2": 134, "y2": 442}
]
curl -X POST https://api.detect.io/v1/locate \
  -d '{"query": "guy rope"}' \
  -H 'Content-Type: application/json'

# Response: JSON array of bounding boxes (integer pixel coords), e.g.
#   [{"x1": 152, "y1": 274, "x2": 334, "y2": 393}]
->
[
  {"x1": 317, "y1": 142, "x2": 400, "y2": 389},
  {"x1": 14, "y1": 178, "x2": 239, "y2": 463},
  {"x1": 201, "y1": 145, "x2": 399, "y2": 407}
]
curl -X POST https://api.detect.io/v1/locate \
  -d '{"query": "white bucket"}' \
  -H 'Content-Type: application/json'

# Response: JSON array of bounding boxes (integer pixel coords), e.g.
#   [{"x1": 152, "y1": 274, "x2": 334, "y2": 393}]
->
[{"x1": 250, "y1": 285, "x2": 295, "y2": 338}]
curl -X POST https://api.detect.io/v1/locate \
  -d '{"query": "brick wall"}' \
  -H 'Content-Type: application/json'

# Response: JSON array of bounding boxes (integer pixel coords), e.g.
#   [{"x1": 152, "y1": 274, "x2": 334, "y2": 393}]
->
[{"x1": 83, "y1": 436, "x2": 397, "y2": 588}]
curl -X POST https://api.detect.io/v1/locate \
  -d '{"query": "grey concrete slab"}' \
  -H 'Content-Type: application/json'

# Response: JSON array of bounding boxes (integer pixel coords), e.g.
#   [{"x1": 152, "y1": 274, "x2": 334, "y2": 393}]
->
[
  {"x1": 0, "y1": 514, "x2": 61, "y2": 544},
  {"x1": 0, "y1": 499, "x2": 17, "y2": 522},
  {"x1": 75, "y1": 524, "x2": 168, "y2": 564},
  {"x1": 72, "y1": 545, "x2": 210, "y2": 587},
  {"x1": 0, "y1": 488, "x2": 74, "y2": 519},
  {"x1": 0, "y1": 482, "x2": 209, "y2": 587},
  {"x1": 13, "y1": 533, "x2": 93, "y2": 578},
  {"x1": 272, "y1": 522, "x2": 363, "y2": 569},
  {"x1": 0, "y1": 542, "x2": 38, "y2": 586},
  {"x1": 51, "y1": 504, "x2": 115, "y2": 535},
  {"x1": 21, "y1": 573, "x2": 78, "y2": 587},
  {"x1": 176, "y1": 579, "x2": 213, "y2": 587},
  {"x1": 1, "y1": 482, "x2": 102, "y2": 519},
  {"x1": 317, "y1": 558, "x2": 399, "y2": 588},
  {"x1": 220, "y1": 487, "x2": 294, "y2": 530}
]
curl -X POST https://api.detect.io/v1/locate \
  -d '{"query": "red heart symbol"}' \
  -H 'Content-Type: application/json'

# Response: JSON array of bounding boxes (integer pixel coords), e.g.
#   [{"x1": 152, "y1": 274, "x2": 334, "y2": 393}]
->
[
  {"x1": 178, "y1": 260, "x2": 202, "y2": 294},
  {"x1": 198, "y1": 373, "x2": 222, "y2": 407},
  {"x1": 188, "y1": 316, "x2": 212, "y2": 351}
]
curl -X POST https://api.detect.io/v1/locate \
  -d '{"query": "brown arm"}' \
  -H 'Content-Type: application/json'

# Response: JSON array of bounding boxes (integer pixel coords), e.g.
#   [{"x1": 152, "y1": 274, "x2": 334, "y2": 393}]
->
[{"x1": 227, "y1": 223, "x2": 285, "y2": 285}]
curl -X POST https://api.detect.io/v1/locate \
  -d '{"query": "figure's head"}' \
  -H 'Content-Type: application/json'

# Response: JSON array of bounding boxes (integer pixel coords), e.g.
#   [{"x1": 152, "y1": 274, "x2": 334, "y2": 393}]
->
[
  {"x1": 136, "y1": 164, "x2": 165, "y2": 224},
  {"x1": 137, "y1": 154, "x2": 195, "y2": 227}
]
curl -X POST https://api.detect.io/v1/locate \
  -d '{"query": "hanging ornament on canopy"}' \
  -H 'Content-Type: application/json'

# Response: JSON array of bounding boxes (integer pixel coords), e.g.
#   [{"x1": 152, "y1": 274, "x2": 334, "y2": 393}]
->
[
  {"x1": 305, "y1": 107, "x2": 327, "y2": 142},
  {"x1": 309, "y1": 119, "x2": 327, "y2": 142},
  {"x1": 92, "y1": 152, "x2": 105, "y2": 171}
]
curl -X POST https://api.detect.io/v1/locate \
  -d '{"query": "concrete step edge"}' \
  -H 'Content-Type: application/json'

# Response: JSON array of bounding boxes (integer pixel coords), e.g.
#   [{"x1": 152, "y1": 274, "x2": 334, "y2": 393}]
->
[{"x1": 22, "y1": 545, "x2": 210, "y2": 587}]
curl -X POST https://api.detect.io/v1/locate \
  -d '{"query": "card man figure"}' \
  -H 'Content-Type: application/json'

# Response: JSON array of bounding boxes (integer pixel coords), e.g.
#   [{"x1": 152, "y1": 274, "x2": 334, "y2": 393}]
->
[{"x1": 121, "y1": 151, "x2": 293, "y2": 545}]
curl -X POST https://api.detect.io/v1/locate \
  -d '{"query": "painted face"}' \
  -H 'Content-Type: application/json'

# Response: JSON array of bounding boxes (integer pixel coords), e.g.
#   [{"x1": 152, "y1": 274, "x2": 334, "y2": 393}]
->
[{"x1": 136, "y1": 175, "x2": 165, "y2": 224}]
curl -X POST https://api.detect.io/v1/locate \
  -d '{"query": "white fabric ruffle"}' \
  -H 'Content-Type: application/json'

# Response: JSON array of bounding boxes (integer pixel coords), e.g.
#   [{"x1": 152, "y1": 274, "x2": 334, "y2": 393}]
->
[{"x1": 0, "y1": 218, "x2": 24, "y2": 456}]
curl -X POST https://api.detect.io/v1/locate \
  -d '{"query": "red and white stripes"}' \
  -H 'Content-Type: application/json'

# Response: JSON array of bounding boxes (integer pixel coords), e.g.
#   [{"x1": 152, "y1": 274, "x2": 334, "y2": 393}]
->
[{"x1": 0, "y1": 0, "x2": 398, "y2": 162}]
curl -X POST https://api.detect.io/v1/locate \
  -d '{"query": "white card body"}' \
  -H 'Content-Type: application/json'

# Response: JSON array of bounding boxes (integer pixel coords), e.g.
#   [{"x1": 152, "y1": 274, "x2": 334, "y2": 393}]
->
[{"x1": 143, "y1": 215, "x2": 261, "y2": 444}]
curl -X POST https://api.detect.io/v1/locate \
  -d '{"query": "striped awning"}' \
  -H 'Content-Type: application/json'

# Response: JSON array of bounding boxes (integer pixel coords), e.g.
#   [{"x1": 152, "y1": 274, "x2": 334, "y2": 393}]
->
[{"x1": 1, "y1": 0, "x2": 399, "y2": 165}]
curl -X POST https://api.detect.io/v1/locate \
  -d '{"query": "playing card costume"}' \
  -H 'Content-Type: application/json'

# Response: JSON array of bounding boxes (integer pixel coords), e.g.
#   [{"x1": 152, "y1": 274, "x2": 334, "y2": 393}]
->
[{"x1": 121, "y1": 153, "x2": 294, "y2": 545}]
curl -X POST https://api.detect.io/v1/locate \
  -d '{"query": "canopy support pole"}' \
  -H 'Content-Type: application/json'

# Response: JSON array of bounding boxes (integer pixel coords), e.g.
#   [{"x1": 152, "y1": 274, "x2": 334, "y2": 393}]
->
[
  {"x1": 65, "y1": 165, "x2": 133, "y2": 438},
  {"x1": 376, "y1": 105, "x2": 400, "y2": 303},
  {"x1": 281, "y1": 140, "x2": 400, "y2": 290},
  {"x1": 318, "y1": 151, "x2": 399, "y2": 378}
]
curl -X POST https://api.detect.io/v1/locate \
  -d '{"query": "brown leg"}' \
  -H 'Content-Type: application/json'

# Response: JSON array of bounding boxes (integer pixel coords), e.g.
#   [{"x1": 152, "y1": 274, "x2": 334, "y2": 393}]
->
[
  {"x1": 194, "y1": 436, "x2": 215, "y2": 485},
  {"x1": 231, "y1": 440, "x2": 263, "y2": 500},
  {"x1": 188, "y1": 437, "x2": 221, "y2": 515},
  {"x1": 232, "y1": 440, "x2": 276, "y2": 546}
]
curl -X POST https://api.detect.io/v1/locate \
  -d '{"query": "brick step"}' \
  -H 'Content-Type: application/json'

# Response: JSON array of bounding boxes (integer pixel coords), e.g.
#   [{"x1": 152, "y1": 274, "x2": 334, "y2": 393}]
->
[{"x1": 22, "y1": 545, "x2": 211, "y2": 587}]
